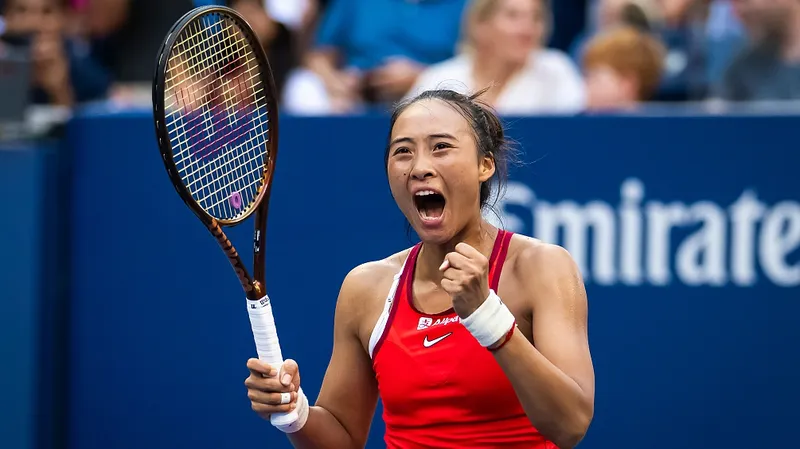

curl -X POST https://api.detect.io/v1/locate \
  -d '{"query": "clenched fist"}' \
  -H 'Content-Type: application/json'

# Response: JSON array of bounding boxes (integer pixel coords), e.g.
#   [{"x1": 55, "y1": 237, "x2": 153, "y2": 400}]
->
[
  {"x1": 439, "y1": 242, "x2": 491, "y2": 319},
  {"x1": 244, "y1": 358, "x2": 301, "y2": 420}
]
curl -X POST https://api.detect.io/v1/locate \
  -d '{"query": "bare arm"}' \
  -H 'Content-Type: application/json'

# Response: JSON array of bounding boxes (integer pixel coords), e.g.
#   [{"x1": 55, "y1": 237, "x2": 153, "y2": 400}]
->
[
  {"x1": 492, "y1": 244, "x2": 595, "y2": 449},
  {"x1": 304, "y1": 48, "x2": 361, "y2": 108},
  {"x1": 288, "y1": 265, "x2": 379, "y2": 448},
  {"x1": 246, "y1": 265, "x2": 380, "y2": 449},
  {"x1": 305, "y1": 48, "x2": 341, "y2": 83}
]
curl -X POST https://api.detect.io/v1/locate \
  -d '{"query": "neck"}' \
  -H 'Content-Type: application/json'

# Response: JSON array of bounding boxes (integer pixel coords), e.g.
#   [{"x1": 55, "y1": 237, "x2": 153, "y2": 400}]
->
[
  {"x1": 589, "y1": 97, "x2": 639, "y2": 112},
  {"x1": 416, "y1": 218, "x2": 498, "y2": 284},
  {"x1": 472, "y1": 48, "x2": 527, "y2": 98},
  {"x1": 616, "y1": 98, "x2": 640, "y2": 111}
]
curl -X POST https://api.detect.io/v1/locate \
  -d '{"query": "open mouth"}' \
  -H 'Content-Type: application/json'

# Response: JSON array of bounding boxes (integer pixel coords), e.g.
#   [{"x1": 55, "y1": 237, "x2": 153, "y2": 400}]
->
[{"x1": 414, "y1": 190, "x2": 446, "y2": 221}]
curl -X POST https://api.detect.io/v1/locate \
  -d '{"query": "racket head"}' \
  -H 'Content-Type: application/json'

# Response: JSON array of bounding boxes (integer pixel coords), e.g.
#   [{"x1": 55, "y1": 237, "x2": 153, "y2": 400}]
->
[{"x1": 152, "y1": 5, "x2": 279, "y2": 228}]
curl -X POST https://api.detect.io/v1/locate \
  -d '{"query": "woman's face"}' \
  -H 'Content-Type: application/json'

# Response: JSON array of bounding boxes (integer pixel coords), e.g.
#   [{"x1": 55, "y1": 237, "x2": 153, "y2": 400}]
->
[
  {"x1": 474, "y1": 0, "x2": 544, "y2": 65},
  {"x1": 584, "y1": 65, "x2": 637, "y2": 111},
  {"x1": 386, "y1": 99, "x2": 495, "y2": 244},
  {"x1": 3, "y1": 0, "x2": 63, "y2": 36}
]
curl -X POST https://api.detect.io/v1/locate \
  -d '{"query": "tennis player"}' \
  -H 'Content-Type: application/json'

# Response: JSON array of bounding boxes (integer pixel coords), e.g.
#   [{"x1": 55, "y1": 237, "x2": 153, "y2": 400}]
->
[{"x1": 244, "y1": 89, "x2": 595, "y2": 448}]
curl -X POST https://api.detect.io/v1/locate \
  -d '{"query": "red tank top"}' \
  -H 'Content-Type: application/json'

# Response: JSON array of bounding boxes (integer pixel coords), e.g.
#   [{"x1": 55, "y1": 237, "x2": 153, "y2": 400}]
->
[{"x1": 371, "y1": 230, "x2": 556, "y2": 448}]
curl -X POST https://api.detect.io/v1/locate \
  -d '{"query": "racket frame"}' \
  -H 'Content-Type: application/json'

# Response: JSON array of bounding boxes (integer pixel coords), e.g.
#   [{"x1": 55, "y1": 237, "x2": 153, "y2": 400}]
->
[{"x1": 152, "y1": 5, "x2": 280, "y2": 300}]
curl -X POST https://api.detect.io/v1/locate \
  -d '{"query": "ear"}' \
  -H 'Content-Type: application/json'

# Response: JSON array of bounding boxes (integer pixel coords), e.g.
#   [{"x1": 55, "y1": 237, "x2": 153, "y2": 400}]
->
[{"x1": 478, "y1": 154, "x2": 496, "y2": 183}]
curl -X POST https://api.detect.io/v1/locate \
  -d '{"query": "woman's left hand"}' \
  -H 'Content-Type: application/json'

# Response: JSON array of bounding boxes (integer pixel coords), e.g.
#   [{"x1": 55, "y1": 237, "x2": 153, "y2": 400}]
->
[{"x1": 440, "y1": 243, "x2": 491, "y2": 319}]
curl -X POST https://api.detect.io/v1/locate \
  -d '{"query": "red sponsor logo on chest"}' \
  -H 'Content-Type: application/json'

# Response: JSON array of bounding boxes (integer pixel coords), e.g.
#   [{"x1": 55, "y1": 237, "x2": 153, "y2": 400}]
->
[{"x1": 416, "y1": 315, "x2": 460, "y2": 331}]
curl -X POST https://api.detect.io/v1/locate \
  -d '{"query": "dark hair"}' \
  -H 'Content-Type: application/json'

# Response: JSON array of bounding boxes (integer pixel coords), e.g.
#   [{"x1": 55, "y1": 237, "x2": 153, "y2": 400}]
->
[
  {"x1": 385, "y1": 88, "x2": 518, "y2": 216},
  {"x1": 620, "y1": 3, "x2": 653, "y2": 32}
]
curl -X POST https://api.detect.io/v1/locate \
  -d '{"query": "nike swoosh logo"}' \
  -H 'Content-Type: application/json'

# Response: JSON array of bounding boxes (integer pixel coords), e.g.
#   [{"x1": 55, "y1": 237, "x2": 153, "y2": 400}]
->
[{"x1": 423, "y1": 332, "x2": 453, "y2": 348}]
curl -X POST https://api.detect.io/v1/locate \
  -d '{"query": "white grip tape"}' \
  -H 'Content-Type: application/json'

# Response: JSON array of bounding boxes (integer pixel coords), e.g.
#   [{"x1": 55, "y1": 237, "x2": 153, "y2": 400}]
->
[
  {"x1": 247, "y1": 295, "x2": 308, "y2": 432},
  {"x1": 460, "y1": 289, "x2": 516, "y2": 347}
]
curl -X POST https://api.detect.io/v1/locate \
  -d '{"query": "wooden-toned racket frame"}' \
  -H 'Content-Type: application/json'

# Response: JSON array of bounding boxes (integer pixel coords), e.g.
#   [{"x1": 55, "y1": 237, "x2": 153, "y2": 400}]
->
[{"x1": 152, "y1": 5, "x2": 279, "y2": 300}]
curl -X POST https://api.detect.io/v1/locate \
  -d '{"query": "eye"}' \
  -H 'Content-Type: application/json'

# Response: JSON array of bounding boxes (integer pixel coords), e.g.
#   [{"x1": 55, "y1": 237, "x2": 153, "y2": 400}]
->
[
  {"x1": 433, "y1": 142, "x2": 451, "y2": 151},
  {"x1": 393, "y1": 147, "x2": 410, "y2": 155}
]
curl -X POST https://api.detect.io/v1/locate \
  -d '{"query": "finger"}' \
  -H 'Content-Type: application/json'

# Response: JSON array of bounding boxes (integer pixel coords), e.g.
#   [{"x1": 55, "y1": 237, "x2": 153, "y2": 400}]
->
[
  {"x1": 441, "y1": 267, "x2": 464, "y2": 282},
  {"x1": 440, "y1": 278, "x2": 460, "y2": 295},
  {"x1": 439, "y1": 258, "x2": 450, "y2": 271},
  {"x1": 443, "y1": 251, "x2": 470, "y2": 269},
  {"x1": 251, "y1": 401, "x2": 294, "y2": 416},
  {"x1": 279, "y1": 359, "x2": 300, "y2": 387},
  {"x1": 244, "y1": 374, "x2": 294, "y2": 393},
  {"x1": 246, "y1": 358, "x2": 277, "y2": 377},
  {"x1": 455, "y1": 242, "x2": 484, "y2": 259},
  {"x1": 248, "y1": 389, "x2": 298, "y2": 406},
  {"x1": 339, "y1": 70, "x2": 362, "y2": 89}
]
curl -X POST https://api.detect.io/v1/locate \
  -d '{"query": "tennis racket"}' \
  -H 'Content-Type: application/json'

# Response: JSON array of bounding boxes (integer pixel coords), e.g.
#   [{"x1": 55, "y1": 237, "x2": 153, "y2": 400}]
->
[{"x1": 151, "y1": 5, "x2": 296, "y2": 427}]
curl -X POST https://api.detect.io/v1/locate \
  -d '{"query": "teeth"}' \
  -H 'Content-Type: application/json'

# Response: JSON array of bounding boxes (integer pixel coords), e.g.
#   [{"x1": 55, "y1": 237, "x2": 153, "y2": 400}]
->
[{"x1": 415, "y1": 190, "x2": 437, "y2": 196}]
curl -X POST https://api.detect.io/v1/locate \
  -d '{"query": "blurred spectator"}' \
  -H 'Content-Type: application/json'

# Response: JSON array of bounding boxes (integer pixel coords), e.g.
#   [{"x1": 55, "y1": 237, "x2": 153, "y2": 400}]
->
[
  {"x1": 79, "y1": 0, "x2": 193, "y2": 104},
  {"x1": 716, "y1": 0, "x2": 800, "y2": 101},
  {"x1": 705, "y1": 0, "x2": 749, "y2": 88},
  {"x1": 660, "y1": 0, "x2": 701, "y2": 26},
  {"x1": 80, "y1": 0, "x2": 126, "y2": 38},
  {"x1": 229, "y1": 0, "x2": 296, "y2": 99},
  {"x1": 407, "y1": 0, "x2": 585, "y2": 114},
  {"x1": 573, "y1": 0, "x2": 709, "y2": 101},
  {"x1": 582, "y1": 25, "x2": 665, "y2": 110},
  {"x1": 655, "y1": 0, "x2": 710, "y2": 101},
  {"x1": 264, "y1": 0, "x2": 310, "y2": 32},
  {"x1": 571, "y1": 0, "x2": 660, "y2": 61},
  {"x1": 283, "y1": 0, "x2": 468, "y2": 115},
  {"x1": 0, "y1": 0, "x2": 111, "y2": 107}
]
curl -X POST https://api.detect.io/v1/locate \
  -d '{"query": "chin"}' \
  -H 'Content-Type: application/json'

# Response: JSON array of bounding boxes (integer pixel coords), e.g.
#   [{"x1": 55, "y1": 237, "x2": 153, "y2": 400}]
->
[
  {"x1": 414, "y1": 227, "x2": 454, "y2": 245},
  {"x1": 407, "y1": 213, "x2": 456, "y2": 245},
  {"x1": 505, "y1": 48, "x2": 533, "y2": 64}
]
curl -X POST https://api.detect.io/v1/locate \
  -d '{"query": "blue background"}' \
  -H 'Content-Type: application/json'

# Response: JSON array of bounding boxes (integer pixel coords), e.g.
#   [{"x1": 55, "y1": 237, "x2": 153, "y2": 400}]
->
[{"x1": 3, "y1": 108, "x2": 799, "y2": 449}]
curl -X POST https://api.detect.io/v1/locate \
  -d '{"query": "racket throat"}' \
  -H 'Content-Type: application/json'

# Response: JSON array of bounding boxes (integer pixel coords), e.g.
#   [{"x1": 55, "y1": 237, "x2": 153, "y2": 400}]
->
[{"x1": 208, "y1": 219, "x2": 259, "y2": 298}]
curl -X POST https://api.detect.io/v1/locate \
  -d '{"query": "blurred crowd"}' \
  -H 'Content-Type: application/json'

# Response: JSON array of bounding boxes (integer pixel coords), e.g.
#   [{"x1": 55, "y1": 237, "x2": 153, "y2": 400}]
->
[{"x1": 0, "y1": 0, "x2": 799, "y2": 117}]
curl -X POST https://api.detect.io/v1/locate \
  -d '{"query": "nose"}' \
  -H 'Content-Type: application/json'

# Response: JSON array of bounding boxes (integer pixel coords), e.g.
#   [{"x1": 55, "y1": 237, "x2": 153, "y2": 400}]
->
[{"x1": 410, "y1": 153, "x2": 436, "y2": 181}]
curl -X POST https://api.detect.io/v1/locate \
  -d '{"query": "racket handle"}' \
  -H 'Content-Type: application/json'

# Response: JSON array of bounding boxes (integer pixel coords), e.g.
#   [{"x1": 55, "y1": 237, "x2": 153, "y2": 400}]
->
[{"x1": 246, "y1": 295, "x2": 301, "y2": 428}]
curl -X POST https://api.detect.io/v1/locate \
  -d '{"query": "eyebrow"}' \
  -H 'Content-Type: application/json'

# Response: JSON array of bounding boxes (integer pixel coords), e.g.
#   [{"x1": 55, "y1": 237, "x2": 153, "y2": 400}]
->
[{"x1": 389, "y1": 133, "x2": 458, "y2": 147}]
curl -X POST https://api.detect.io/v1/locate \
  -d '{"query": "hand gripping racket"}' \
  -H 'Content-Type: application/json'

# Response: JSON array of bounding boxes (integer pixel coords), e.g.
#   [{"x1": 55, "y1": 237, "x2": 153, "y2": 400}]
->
[{"x1": 151, "y1": 5, "x2": 296, "y2": 427}]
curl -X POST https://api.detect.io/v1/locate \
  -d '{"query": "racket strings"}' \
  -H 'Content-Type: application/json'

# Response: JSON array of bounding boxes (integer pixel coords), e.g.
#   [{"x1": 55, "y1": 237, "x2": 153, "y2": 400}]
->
[
  {"x1": 164, "y1": 26, "x2": 261, "y2": 118},
  {"x1": 200, "y1": 151, "x2": 267, "y2": 210},
  {"x1": 168, "y1": 74, "x2": 262, "y2": 160},
  {"x1": 163, "y1": 11, "x2": 270, "y2": 221},
  {"x1": 165, "y1": 57, "x2": 259, "y2": 124},
  {"x1": 164, "y1": 21, "x2": 239, "y2": 86},
  {"x1": 178, "y1": 111, "x2": 267, "y2": 192},
  {"x1": 166, "y1": 68, "x2": 261, "y2": 137},
  {"x1": 185, "y1": 116, "x2": 269, "y2": 197},
  {"x1": 167, "y1": 20, "x2": 258, "y2": 156}
]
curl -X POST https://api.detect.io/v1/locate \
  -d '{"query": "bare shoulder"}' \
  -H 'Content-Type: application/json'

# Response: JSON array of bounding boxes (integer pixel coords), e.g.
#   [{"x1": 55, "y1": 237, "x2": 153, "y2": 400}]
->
[
  {"x1": 340, "y1": 248, "x2": 410, "y2": 297},
  {"x1": 507, "y1": 234, "x2": 585, "y2": 293},
  {"x1": 336, "y1": 248, "x2": 413, "y2": 331}
]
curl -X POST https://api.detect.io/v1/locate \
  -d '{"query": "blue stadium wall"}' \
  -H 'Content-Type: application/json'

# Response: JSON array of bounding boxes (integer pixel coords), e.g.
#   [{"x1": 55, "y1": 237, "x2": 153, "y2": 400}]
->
[{"x1": 3, "y1": 109, "x2": 798, "y2": 449}]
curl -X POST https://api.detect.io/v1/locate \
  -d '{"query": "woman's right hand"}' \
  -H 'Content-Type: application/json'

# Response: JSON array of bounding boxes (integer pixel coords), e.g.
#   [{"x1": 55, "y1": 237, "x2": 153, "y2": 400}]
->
[
  {"x1": 322, "y1": 69, "x2": 362, "y2": 114},
  {"x1": 245, "y1": 358, "x2": 301, "y2": 420}
]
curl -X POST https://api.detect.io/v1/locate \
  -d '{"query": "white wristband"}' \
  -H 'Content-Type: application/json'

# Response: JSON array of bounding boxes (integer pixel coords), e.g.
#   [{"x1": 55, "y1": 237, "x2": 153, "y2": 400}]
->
[
  {"x1": 273, "y1": 386, "x2": 309, "y2": 434},
  {"x1": 460, "y1": 290, "x2": 515, "y2": 347}
]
